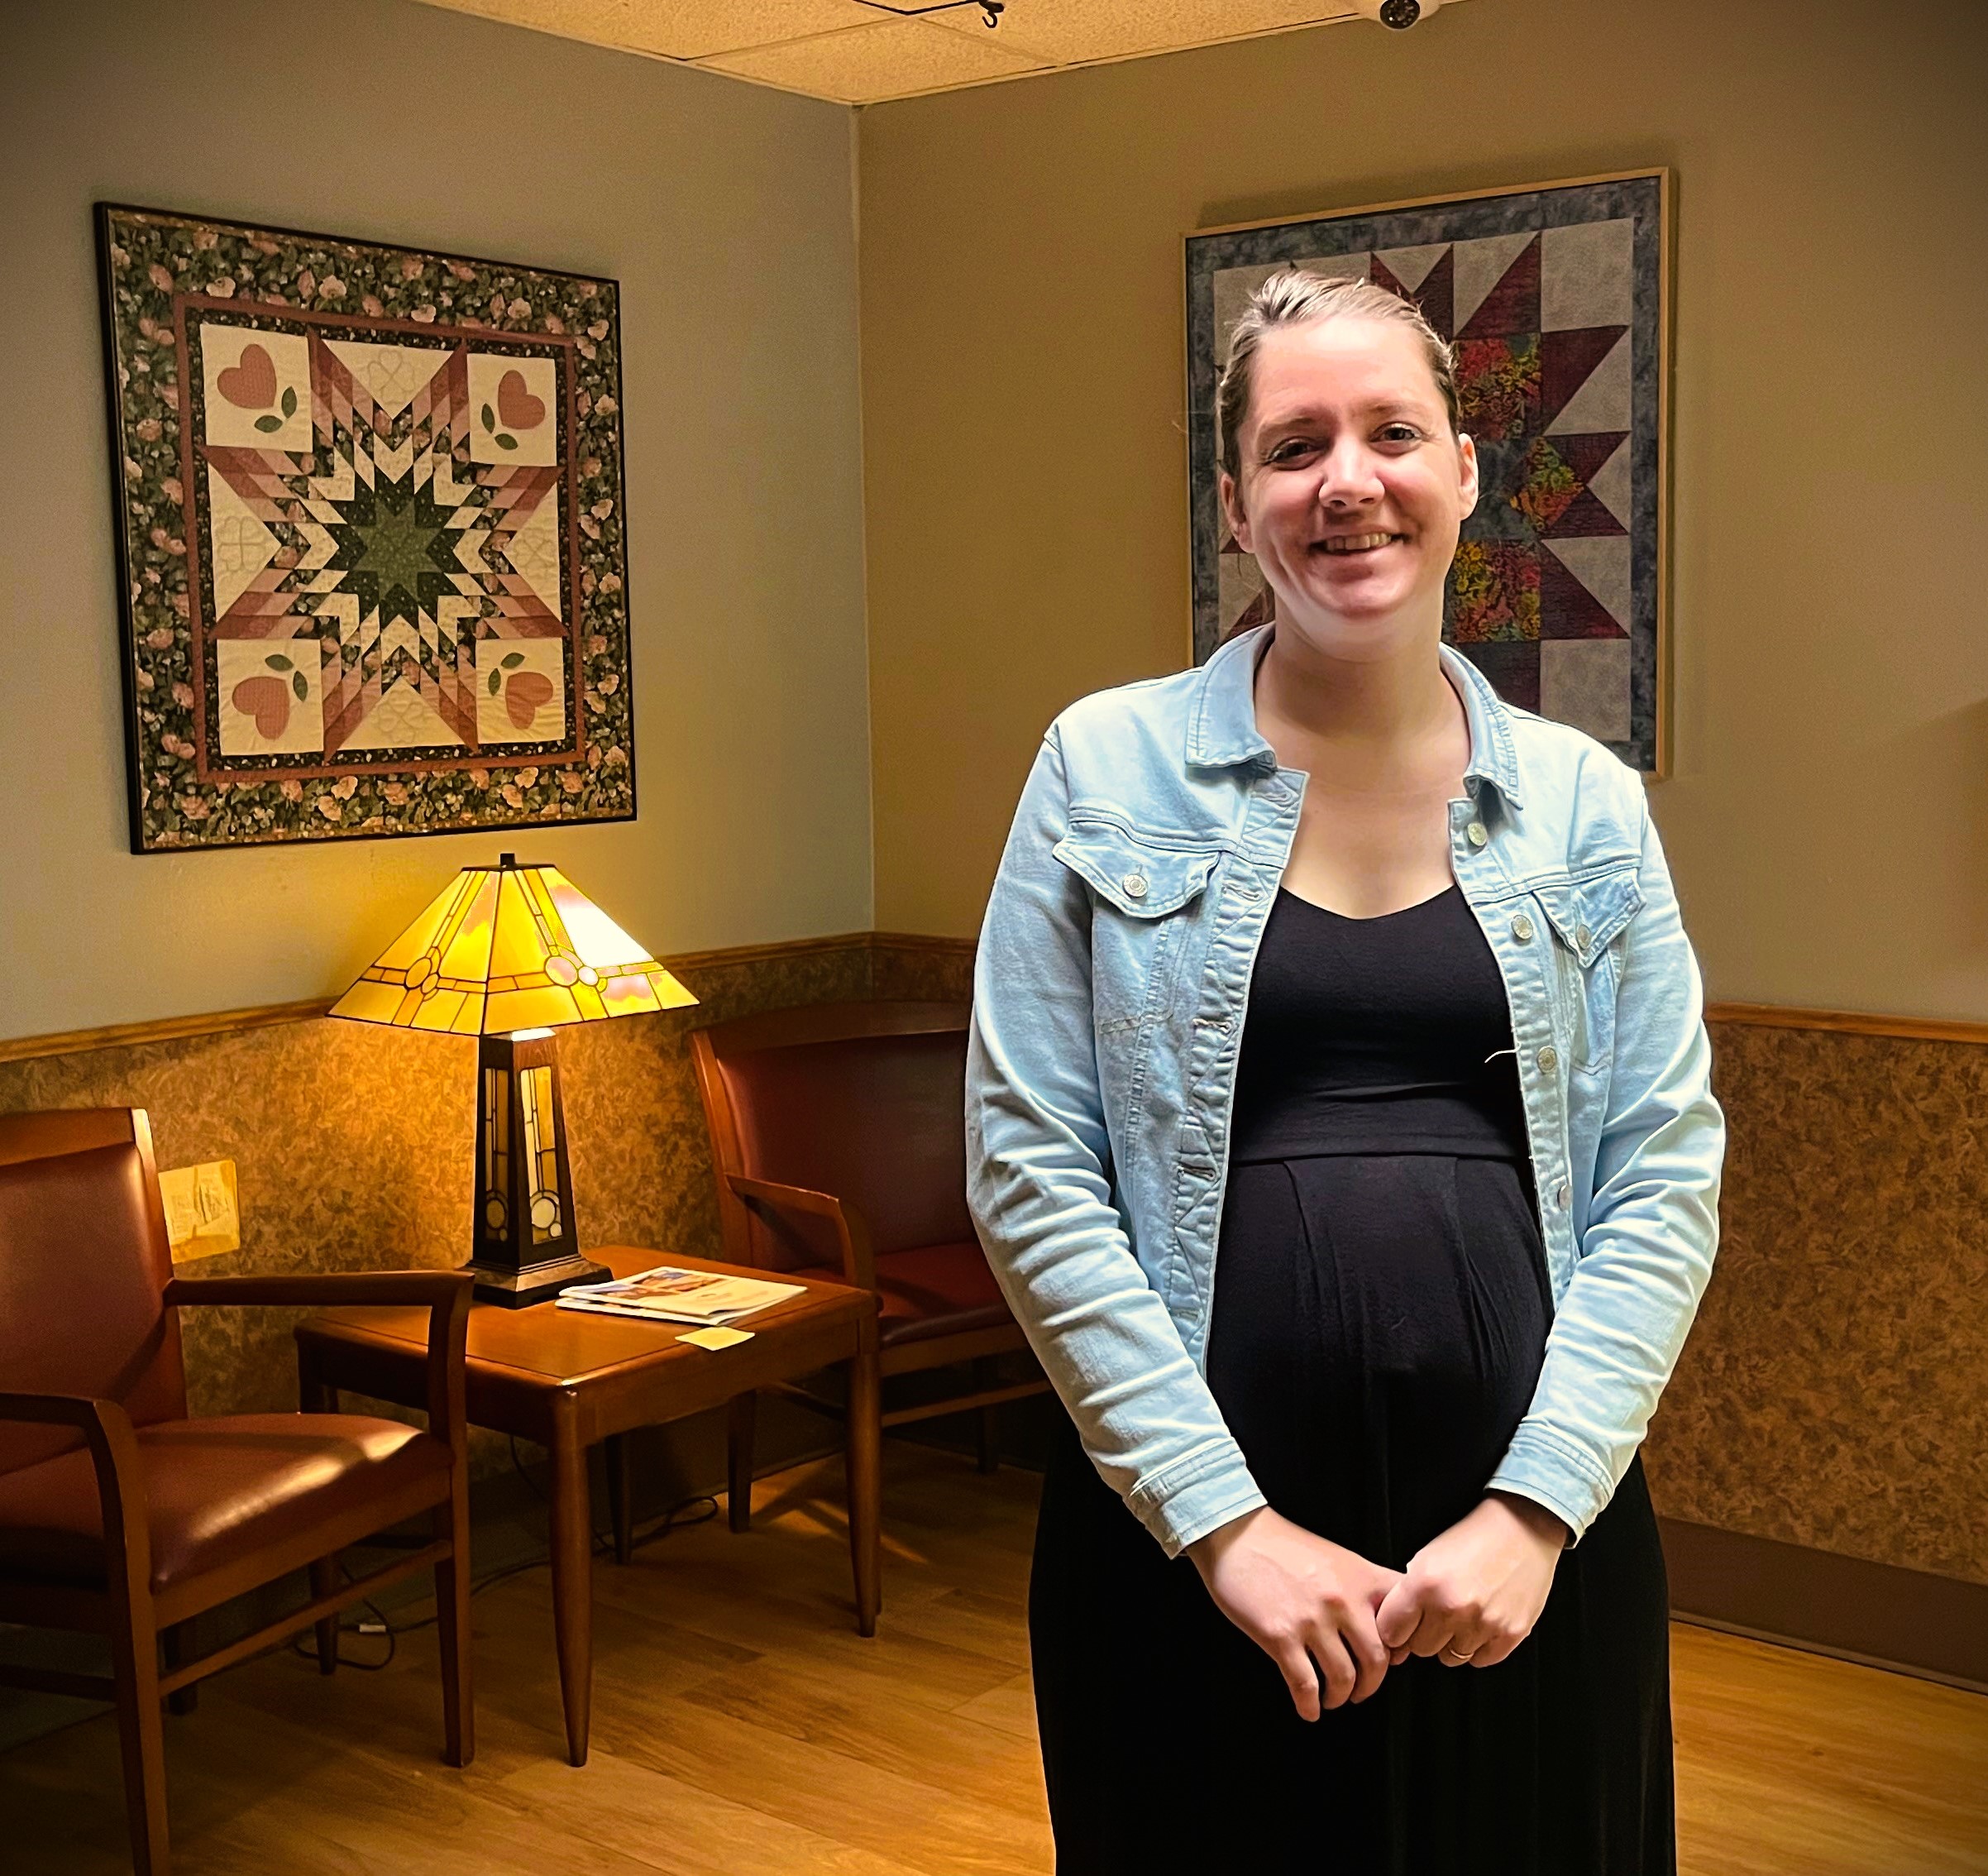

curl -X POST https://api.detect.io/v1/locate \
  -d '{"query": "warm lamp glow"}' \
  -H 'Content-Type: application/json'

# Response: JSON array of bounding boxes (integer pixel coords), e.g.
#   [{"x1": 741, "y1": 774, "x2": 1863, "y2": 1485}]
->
[
  {"x1": 331, "y1": 856, "x2": 695, "y2": 1036},
  {"x1": 329, "y1": 856, "x2": 696, "y2": 1306}
]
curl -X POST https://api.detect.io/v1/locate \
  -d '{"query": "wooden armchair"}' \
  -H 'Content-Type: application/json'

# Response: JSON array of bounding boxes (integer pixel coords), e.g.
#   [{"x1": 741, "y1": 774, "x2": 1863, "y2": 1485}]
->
[
  {"x1": 0, "y1": 1108, "x2": 473, "y2": 1876},
  {"x1": 691, "y1": 1002, "x2": 1047, "y2": 1549}
]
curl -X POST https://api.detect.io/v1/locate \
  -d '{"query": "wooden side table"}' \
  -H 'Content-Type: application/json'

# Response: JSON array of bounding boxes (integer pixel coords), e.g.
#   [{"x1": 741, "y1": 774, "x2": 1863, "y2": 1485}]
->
[{"x1": 294, "y1": 1247, "x2": 878, "y2": 1766}]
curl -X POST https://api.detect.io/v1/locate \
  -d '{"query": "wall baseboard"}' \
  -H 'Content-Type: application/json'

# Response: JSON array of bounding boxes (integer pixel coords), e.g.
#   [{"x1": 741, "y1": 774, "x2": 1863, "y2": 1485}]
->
[{"x1": 1659, "y1": 1516, "x2": 1988, "y2": 1693}]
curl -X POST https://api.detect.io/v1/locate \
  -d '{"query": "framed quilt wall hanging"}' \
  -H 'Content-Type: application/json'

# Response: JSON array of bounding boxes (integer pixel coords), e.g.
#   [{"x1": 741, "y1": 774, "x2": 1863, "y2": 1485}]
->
[
  {"x1": 96, "y1": 204, "x2": 635, "y2": 851},
  {"x1": 1184, "y1": 169, "x2": 1672, "y2": 775}
]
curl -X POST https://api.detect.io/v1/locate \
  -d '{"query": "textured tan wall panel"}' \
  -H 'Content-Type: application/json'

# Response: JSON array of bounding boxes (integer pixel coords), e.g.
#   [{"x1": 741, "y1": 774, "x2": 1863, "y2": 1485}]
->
[
  {"x1": 868, "y1": 936, "x2": 975, "y2": 1003},
  {"x1": 1642, "y1": 1021, "x2": 1988, "y2": 1587}
]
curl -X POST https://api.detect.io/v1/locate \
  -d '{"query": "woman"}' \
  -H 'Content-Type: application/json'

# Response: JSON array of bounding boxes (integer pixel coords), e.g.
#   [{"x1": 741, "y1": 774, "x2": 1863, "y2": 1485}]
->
[{"x1": 966, "y1": 271, "x2": 1724, "y2": 1873}]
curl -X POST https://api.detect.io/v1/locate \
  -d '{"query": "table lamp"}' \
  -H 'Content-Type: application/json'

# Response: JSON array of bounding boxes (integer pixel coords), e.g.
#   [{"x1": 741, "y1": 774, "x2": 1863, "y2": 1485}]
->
[{"x1": 332, "y1": 854, "x2": 696, "y2": 1306}]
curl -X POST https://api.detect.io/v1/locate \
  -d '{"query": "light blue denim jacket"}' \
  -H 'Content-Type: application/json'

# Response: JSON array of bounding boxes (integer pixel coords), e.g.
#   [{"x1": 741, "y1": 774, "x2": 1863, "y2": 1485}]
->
[{"x1": 965, "y1": 625, "x2": 1724, "y2": 1559}]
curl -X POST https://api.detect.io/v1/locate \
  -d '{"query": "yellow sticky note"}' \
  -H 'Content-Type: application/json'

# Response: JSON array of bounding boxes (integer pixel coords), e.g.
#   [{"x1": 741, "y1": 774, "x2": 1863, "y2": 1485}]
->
[
  {"x1": 677, "y1": 1325, "x2": 753, "y2": 1352},
  {"x1": 160, "y1": 1160, "x2": 241, "y2": 1261}
]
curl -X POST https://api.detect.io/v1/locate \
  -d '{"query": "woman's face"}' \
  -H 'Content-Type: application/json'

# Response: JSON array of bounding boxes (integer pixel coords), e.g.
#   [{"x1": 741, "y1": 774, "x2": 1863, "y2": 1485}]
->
[{"x1": 1220, "y1": 316, "x2": 1478, "y2": 653}]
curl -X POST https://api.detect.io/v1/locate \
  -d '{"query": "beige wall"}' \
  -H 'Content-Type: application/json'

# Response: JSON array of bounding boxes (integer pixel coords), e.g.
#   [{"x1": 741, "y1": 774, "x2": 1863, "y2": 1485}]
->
[
  {"x1": 857, "y1": 0, "x2": 1988, "y2": 1018},
  {"x1": 1, "y1": 0, "x2": 872, "y2": 1043}
]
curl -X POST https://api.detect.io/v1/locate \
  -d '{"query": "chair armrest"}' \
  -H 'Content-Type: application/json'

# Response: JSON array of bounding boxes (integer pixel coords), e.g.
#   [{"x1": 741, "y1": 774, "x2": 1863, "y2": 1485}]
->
[
  {"x1": 168, "y1": 1271, "x2": 472, "y2": 1462},
  {"x1": 725, "y1": 1175, "x2": 877, "y2": 1291},
  {"x1": 0, "y1": 1390, "x2": 131, "y2": 1433},
  {"x1": 0, "y1": 1392, "x2": 152, "y2": 1606},
  {"x1": 165, "y1": 1271, "x2": 469, "y2": 1309}
]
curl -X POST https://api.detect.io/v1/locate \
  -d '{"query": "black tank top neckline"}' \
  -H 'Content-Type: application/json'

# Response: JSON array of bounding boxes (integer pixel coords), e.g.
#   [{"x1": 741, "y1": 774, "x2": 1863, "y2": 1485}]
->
[
  {"x1": 1277, "y1": 881, "x2": 1460, "y2": 923},
  {"x1": 1231, "y1": 876, "x2": 1529, "y2": 1165}
]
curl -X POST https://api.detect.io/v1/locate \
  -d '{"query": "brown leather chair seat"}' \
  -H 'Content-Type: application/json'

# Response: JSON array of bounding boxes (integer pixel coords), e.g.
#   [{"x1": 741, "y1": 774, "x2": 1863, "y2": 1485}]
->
[
  {"x1": 872, "y1": 1240, "x2": 1013, "y2": 1347},
  {"x1": 0, "y1": 1413, "x2": 449, "y2": 1591}
]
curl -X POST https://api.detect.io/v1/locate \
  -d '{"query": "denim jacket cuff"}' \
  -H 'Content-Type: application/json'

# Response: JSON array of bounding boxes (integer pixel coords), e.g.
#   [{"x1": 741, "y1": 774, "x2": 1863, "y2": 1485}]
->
[
  {"x1": 1126, "y1": 1438, "x2": 1269, "y2": 1558},
  {"x1": 1484, "y1": 1422, "x2": 1618, "y2": 1551}
]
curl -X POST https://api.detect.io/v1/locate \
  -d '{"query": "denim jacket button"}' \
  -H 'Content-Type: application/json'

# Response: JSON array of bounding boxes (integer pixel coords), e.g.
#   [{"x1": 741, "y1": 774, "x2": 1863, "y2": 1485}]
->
[
  {"x1": 1466, "y1": 822, "x2": 1489, "y2": 847},
  {"x1": 1122, "y1": 873, "x2": 1149, "y2": 900},
  {"x1": 1556, "y1": 1181, "x2": 1571, "y2": 1209},
  {"x1": 1576, "y1": 923, "x2": 1592, "y2": 950},
  {"x1": 1537, "y1": 1045, "x2": 1560, "y2": 1073},
  {"x1": 1512, "y1": 913, "x2": 1535, "y2": 942}
]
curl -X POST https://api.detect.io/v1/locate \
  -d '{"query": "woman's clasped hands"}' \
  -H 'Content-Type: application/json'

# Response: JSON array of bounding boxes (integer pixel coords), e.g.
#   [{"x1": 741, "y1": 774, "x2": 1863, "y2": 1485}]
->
[
  {"x1": 1188, "y1": 1491, "x2": 1570, "y2": 1719},
  {"x1": 1187, "y1": 1505, "x2": 1398, "y2": 1720}
]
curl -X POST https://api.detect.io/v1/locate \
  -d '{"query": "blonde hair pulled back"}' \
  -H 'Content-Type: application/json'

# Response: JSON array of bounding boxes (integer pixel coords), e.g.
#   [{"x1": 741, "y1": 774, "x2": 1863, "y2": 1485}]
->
[{"x1": 1216, "y1": 270, "x2": 1460, "y2": 486}]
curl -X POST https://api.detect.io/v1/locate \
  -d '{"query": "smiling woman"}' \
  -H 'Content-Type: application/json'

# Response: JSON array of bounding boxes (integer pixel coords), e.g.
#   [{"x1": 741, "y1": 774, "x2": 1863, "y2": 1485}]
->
[
  {"x1": 1218, "y1": 274, "x2": 1474, "y2": 653},
  {"x1": 967, "y1": 268, "x2": 1723, "y2": 1871}
]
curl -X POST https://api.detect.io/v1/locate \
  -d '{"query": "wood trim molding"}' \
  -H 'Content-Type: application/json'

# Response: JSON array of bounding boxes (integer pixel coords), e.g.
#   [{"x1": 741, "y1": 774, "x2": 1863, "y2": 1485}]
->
[
  {"x1": 0, "y1": 931, "x2": 882, "y2": 1065},
  {"x1": 1660, "y1": 1516, "x2": 1988, "y2": 1695},
  {"x1": 662, "y1": 931, "x2": 872, "y2": 975},
  {"x1": 1705, "y1": 1002, "x2": 1988, "y2": 1046},
  {"x1": 0, "y1": 998, "x2": 338, "y2": 1065}
]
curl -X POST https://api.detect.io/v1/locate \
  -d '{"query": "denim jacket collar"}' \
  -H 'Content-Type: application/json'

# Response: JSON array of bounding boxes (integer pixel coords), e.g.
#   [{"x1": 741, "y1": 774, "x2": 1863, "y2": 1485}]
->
[{"x1": 1183, "y1": 623, "x2": 1527, "y2": 813}]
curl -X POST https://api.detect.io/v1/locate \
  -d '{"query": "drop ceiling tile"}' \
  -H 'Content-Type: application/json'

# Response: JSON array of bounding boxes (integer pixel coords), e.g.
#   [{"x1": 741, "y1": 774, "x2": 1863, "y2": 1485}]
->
[
  {"x1": 925, "y1": 0, "x2": 1356, "y2": 66},
  {"x1": 618, "y1": 1, "x2": 884, "y2": 60},
  {"x1": 695, "y1": 17, "x2": 1049, "y2": 102},
  {"x1": 413, "y1": 0, "x2": 1475, "y2": 103},
  {"x1": 416, "y1": 0, "x2": 884, "y2": 60},
  {"x1": 418, "y1": 0, "x2": 625, "y2": 38}
]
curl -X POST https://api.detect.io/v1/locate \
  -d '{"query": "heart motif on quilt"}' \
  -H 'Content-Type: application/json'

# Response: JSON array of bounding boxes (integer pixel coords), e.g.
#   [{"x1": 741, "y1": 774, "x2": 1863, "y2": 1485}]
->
[
  {"x1": 231, "y1": 673, "x2": 291, "y2": 738},
  {"x1": 217, "y1": 343, "x2": 278, "y2": 410},
  {"x1": 505, "y1": 669, "x2": 555, "y2": 730},
  {"x1": 495, "y1": 369, "x2": 545, "y2": 431}
]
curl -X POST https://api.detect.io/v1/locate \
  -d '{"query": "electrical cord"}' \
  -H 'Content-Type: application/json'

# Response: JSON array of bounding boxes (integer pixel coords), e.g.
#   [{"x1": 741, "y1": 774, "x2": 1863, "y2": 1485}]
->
[{"x1": 289, "y1": 1439, "x2": 719, "y2": 1672}]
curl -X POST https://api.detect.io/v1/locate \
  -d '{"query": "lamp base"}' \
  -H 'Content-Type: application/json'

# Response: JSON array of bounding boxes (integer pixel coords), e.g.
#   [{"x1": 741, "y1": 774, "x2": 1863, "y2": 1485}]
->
[{"x1": 462, "y1": 1251, "x2": 613, "y2": 1309}]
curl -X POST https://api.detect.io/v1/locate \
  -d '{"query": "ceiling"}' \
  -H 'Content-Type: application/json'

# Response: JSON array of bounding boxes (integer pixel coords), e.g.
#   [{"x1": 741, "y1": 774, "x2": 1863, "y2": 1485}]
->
[{"x1": 408, "y1": 0, "x2": 1444, "y2": 106}]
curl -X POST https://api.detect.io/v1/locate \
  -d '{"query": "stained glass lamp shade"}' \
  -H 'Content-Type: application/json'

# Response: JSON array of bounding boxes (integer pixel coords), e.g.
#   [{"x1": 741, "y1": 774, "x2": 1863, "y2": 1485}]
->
[{"x1": 332, "y1": 854, "x2": 696, "y2": 1306}]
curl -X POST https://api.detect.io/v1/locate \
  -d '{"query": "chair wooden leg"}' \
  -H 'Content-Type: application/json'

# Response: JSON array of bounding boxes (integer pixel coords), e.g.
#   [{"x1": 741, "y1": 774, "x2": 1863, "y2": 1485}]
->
[
  {"x1": 161, "y1": 1620, "x2": 198, "y2": 1716},
  {"x1": 974, "y1": 1357, "x2": 1001, "y2": 1473},
  {"x1": 432, "y1": 1492, "x2": 474, "y2": 1768},
  {"x1": 109, "y1": 1597, "x2": 170, "y2": 1876},
  {"x1": 727, "y1": 1391, "x2": 757, "y2": 1534},
  {"x1": 847, "y1": 1322, "x2": 882, "y2": 1637},
  {"x1": 308, "y1": 1553, "x2": 341, "y2": 1674},
  {"x1": 604, "y1": 1433, "x2": 633, "y2": 1566},
  {"x1": 299, "y1": 1346, "x2": 344, "y2": 1675}
]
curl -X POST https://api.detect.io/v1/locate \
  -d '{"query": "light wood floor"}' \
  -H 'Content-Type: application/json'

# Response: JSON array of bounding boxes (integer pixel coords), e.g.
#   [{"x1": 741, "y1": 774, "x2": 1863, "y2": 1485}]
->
[{"x1": 2, "y1": 1444, "x2": 1984, "y2": 1874}]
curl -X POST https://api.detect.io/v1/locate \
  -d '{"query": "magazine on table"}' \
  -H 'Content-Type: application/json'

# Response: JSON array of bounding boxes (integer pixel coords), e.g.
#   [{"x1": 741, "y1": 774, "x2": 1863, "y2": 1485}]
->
[{"x1": 553, "y1": 1263, "x2": 805, "y2": 1325}]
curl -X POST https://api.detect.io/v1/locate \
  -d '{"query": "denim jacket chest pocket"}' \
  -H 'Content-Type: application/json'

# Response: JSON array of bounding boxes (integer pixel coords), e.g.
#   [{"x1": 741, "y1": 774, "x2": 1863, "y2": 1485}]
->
[
  {"x1": 1052, "y1": 819, "x2": 1225, "y2": 1045},
  {"x1": 1531, "y1": 864, "x2": 1643, "y2": 1075}
]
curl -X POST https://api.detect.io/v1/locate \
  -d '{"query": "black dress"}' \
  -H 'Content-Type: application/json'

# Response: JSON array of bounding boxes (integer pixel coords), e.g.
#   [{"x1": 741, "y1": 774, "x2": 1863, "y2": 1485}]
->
[{"x1": 1029, "y1": 882, "x2": 1675, "y2": 1874}]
